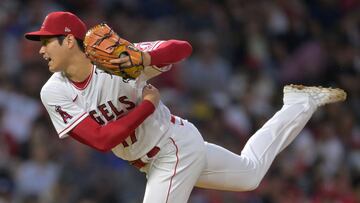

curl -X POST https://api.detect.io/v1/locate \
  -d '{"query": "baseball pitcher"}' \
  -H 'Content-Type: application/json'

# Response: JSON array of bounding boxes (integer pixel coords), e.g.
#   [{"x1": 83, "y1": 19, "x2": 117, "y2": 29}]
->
[{"x1": 25, "y1": 11, "x2": 346, "y2": 203}]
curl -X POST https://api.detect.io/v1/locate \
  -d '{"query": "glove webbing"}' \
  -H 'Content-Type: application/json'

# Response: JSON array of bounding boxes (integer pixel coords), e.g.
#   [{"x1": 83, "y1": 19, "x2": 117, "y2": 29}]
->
[{"x1": 93, "y1": 25, "x2": 122, "y2": 54}]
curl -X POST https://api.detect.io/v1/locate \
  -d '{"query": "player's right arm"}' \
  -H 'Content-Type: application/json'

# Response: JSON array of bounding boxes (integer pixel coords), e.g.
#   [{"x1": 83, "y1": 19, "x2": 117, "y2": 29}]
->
[
  {"x1": 68, "y1": 84, "x2": 160, "y2": 152},
  {"x1": 41, "y1": 81, "x2": 160, "y2": 152}
]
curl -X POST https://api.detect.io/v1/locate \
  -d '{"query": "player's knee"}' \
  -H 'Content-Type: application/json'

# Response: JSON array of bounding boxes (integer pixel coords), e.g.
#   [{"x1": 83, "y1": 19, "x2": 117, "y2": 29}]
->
[
  {"x1": 237, "y1": 156, "x2": 266, "y2": 191},
  {"x1": 243, "y1": 179, "x2": 261, "y2": 191},
  {"x1": 228, "y1": 177, "x2": 261, "y2": 192},
  {"x1": 237, "y1": 170, "x2": 263, "y2": 191}
]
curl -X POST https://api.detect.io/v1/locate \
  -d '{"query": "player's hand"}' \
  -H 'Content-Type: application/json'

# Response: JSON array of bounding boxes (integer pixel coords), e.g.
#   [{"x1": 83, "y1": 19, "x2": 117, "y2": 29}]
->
[
  {"x1": 109, "y1": 52, "x2": 151, "y2": 67},
  {"x1": 142, "y1": 84, "x2": 160, "y2": 107},
  {"x1": 109, "y1": 54, "x2": 132, "y2": 68}
]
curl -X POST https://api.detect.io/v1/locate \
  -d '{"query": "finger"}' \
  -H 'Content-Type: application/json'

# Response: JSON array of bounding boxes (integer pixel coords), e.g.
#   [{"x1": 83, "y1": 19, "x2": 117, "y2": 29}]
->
[
  {"x1": 119, "y1": 62, "x2": 132, "y2": 68},
  {"x1": 146, "y1": 84, "x2": 153, "y2": 89},
  {"x1": 143, "y1": 84, "x2": 153, "y2": 91},
  {"x1": 110, "y1": 57, "x2": 128, "y2": 64},
  {"x1": 147, "y1": 84, "x2": 158, "y2": 91},
  {"x1": 142, "y1": 85, "x2": 150, "y2": 93}
]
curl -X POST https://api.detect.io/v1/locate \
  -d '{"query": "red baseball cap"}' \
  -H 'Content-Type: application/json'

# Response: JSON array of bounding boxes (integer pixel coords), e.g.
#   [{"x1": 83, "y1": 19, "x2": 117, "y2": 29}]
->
[{"x1": 25, "y1": 11, "x2": 87, "y2": 41}]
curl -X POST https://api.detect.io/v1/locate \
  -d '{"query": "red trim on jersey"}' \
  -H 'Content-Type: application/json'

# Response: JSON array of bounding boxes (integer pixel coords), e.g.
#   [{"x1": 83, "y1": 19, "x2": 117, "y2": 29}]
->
[
  {"x1": 152, "y1": 41, "x2": 162, "y2": 50},
  {"x1": 170, "y1": 115, "x2": 175, "y2": 124},
  {"x1": 165, "y1": 138, "x2": 179, "y2": 203},
  {"x1": 149, "y1": 40, "x2": 192, "y2": 68},
  {"x1": 70, "y1": 67, "x2": 94, "y2": 90},
  {"x1": 58, "y1": 112, "x2": 87, "y2": 135},
  {"x1": 68, "y1": 100, "x2": 155, "y2": 152}
]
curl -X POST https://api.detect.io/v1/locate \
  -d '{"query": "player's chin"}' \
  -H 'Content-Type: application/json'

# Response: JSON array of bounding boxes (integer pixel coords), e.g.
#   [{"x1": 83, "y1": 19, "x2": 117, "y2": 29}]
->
[
  {"x1": 48, "y1": 64, "x2": 60, "y2": 73},
  {"x1": 48, "y1": 65, "x2": 55, "y2": 72}
]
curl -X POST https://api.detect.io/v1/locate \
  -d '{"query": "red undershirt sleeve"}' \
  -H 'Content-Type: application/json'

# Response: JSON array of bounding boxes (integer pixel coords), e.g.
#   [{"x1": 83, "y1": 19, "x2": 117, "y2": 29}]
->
[
  {"x1": 148, "y1": 40, "x2": 192, "y2": 68},
  {"x1": 68, "y1": 100, "x2": 155, "y2": 152}
]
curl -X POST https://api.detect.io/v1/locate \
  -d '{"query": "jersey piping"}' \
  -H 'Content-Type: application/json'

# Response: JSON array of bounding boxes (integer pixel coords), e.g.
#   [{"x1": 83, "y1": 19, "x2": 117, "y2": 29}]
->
[
  {"x1": 70, "y1": 66, "x2": 94, "y2": 90},
  {"x1": 58, "y1": 112, "x2": 88, "y2": 138}
]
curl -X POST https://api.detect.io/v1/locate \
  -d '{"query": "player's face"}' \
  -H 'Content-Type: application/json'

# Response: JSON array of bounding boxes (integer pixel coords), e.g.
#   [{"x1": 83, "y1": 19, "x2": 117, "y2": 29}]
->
[{"x1": 39, "y1": 36, "x2": 70, "y2": 72}]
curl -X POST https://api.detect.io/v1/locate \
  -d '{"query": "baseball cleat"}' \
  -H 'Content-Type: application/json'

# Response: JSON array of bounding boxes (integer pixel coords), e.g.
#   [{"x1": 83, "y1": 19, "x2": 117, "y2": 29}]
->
[{"x1": 283, "y1": 84, "x2": 347, "y2": 107}]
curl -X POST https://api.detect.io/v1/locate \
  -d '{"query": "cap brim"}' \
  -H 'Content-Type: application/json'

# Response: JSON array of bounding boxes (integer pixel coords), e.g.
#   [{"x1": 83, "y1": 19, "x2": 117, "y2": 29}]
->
[{"x1": 24, "y1": 30, "x2": 59, "y2": 41}]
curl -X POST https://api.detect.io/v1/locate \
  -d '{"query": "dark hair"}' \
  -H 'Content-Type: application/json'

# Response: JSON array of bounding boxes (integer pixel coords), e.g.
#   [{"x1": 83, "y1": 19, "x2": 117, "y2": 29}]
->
[{"x1": 56, "y1": 35, "x2": 85, "y2": 52}]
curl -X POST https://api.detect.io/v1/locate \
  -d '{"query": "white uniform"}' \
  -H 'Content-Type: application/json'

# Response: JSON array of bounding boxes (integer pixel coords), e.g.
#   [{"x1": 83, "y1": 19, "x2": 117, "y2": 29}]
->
[
  {"x1": 40, "y1": 41, "x2": 319, "y2": 203},
  {"x1": 41, "y1": 41, "x2": 172, "y2": 161}
]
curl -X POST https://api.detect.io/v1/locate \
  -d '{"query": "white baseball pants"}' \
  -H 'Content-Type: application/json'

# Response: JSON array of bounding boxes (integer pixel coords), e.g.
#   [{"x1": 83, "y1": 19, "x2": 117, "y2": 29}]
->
[{"x1": 141, "y1": 95, "x2": 317, "y2": 203}]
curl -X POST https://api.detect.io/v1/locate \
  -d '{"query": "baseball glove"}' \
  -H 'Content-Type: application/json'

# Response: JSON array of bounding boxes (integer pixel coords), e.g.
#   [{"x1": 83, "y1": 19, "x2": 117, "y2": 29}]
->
[{"x1": 83, "y1": 23, "x2": 144, "y2": 80}]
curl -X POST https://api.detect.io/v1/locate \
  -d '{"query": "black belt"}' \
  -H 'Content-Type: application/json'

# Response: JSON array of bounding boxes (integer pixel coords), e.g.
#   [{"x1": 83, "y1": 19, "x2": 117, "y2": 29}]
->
[
  {"x1": 129, "y1": 115, "x2": 181, "y2": 169},
  {"x1": 129, "y1": 146, "x2": 160, "y2": 169}
]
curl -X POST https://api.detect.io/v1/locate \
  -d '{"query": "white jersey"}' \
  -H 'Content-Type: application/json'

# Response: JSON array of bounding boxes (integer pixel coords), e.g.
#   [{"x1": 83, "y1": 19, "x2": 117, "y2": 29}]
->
[{"x1": 40, "y1": 41, "x2": 172, "y2": 161}]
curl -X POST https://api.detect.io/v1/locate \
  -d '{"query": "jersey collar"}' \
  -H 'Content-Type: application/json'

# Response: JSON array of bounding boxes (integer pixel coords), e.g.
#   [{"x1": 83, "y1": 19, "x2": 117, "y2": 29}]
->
[{"x1": 70, "y1": 66, "x2": 94, "y2": 90}]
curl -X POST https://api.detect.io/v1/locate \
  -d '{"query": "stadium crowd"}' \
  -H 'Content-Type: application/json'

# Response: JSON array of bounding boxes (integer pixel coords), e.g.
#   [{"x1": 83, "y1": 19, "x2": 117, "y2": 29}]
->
[{"x1": 0, "y1": 0, "x2": 359, "y2": 202}]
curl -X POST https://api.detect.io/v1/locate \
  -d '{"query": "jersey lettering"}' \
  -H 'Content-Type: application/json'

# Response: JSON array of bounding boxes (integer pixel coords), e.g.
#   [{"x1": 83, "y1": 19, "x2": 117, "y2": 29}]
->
[
  {"x1": 130, "y1": 131, "x2": 137, "y2": 143},
  {"x1": 98, "y1": 103, "x2": 115, "y2": 121},
  {"x1": 108, "y1": 101, "x2": 124, "y2": 117},
  {"x1": 88, "y1": 96, "x2": 136, "y2": 125},
  {"x1": 121, "y1": 130, "x2": 137, "y2": 148},
  {"x1": 89, "y1": 110, "x2": 105, "y2": 125},
  {"x1": 55, "y1": 105, "x2": 73, "y2": 124},
  {"x1": 119, "y1": 96, "x2": 136, "y2": 110}
]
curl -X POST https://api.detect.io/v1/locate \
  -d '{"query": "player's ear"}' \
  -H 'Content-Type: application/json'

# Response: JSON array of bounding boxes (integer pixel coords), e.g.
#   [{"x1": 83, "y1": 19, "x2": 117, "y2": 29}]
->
[{"x1": 65, "y1": 34, "x2": 76, "y2": 48}]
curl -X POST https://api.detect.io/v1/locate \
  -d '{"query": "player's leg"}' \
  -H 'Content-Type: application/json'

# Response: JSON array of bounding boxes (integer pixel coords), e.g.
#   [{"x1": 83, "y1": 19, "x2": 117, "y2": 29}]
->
[
  {"x1": 195, "y1": 85, "x2": 346, "y2": 191},
  {"x1": 142, "y1": 120, "x2": 206, "y2": 203},
  {"x1": 196, "y1": 101, "x2": 315, "y2": 191}
]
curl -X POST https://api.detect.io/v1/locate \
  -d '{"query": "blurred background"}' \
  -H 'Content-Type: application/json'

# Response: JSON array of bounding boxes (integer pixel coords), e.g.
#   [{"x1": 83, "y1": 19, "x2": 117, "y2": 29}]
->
[{"x1": 0, "y1": 0, "x2": 359, "y2": 202}]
